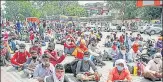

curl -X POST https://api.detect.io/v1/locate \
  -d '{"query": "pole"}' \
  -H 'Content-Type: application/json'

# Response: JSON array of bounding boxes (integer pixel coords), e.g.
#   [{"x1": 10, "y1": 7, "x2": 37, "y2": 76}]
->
[{"x1": 161, "y1": 7, "x2": 163, "y2": 25}]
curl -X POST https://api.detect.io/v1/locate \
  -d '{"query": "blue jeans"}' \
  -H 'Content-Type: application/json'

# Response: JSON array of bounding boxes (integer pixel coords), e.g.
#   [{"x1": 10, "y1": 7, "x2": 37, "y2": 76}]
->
[
  {"x1": 105, "y1": 42, "x2": 111, "y2": 47},
  {"x1": 64, "y1": 47, "x2": 75, "y2": 55}
]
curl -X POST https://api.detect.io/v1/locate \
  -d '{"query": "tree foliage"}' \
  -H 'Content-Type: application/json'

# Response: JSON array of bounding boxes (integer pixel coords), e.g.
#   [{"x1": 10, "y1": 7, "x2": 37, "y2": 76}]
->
[
  {"x1": 107, "y1": 1, "x2": 162, "y2": 20},
  {"x1": 4, "y1": 1, "x2": 87, "y2": 20}
]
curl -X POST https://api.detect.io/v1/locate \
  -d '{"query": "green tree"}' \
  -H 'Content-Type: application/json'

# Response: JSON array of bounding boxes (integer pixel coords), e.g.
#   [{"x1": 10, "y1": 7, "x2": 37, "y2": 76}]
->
[
  {"x1": 107, "y1": 1, "x2": 162, "y2": 20},
  {"x1": 4, "y1": 1, "x2": 88, "y2": 21},
  {"x1": 4, "y1": 1, "x2": 42, "y2": 20}
]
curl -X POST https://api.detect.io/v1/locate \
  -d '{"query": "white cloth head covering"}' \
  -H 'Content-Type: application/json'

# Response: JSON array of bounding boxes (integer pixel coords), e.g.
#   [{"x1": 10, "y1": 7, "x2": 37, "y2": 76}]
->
[
  {"x1": 115, "y1": 59, "x2": 128, "y2": 69},
  {"x1": 52, "y1": 66, "x2": 65, "y2": 82},
  {"x1": 154, "y1": 53, "x2": 162, "y2": 58}
]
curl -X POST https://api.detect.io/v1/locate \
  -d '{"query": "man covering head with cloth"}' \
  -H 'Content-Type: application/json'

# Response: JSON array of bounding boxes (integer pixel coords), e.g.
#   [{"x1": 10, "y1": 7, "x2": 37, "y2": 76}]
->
[
  {"x1": 143, "y1": 53, "x2": 162, "y2": 81},
  {"x1": 107, "y1": 59, "x2": 132, "y2": 82},
  {"x1": 44, "y1": 64, "x2": 65, "y2": 82}
]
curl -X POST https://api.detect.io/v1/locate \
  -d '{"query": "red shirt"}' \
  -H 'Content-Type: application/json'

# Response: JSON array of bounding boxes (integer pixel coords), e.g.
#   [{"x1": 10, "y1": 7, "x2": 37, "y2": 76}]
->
[
  {"x1": 29, "y1": 46, "x2": 42, "y2": 56},
  {"x1": 30, "y1": 33, "x2": 34, "y2": 40},
  {"x1": 119, "y1": 35, "x2": 124, "y2": 43},
  {"x1": 11, "y1": 51, "x2": 31, "y2": 66},
  {"x1": 44, "y1": 50, "x2": 65, "y2": 66},
  {"x1": 108, "y1": 67, "x2": 132, "y2": 82},
  {"x1": 3, "y1": 32, "x2": 9, "y2": 41},
  {"x1": 65, "y1": 35, "x2": 75, "y2": 41}
]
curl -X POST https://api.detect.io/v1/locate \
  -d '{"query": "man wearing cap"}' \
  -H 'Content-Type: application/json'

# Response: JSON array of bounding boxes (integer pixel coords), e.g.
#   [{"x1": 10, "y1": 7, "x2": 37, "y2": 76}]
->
[
  {"x1": 143, "y1": 53, "x2": 162, "y2": 81},
  {"x1": 44, "y1": 43, "x2": 65, "y2": 66},
  {"x1": 29, "y1": 40, "x2": 42, "y2": 56},
  {"x1": 44, "y1": 64, "x2": 65, "y2": 82},
  {"x1": 11, "y1": 43, "x2": 31, "y2": 71}
]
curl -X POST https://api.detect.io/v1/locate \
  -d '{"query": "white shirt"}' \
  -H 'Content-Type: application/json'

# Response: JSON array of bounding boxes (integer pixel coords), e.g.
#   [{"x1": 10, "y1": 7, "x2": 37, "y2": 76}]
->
[{"x1": 144, "y1": 59, "x2": 162, "y2": 73}]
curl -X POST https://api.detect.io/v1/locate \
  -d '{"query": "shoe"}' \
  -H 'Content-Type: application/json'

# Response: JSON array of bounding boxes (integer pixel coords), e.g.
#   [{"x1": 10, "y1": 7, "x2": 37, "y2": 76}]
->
[{"x1": 28, "y1": 74, "x2": 32, "y2": 78}]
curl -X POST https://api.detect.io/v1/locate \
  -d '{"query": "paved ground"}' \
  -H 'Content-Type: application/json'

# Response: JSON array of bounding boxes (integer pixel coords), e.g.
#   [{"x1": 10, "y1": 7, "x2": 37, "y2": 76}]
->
[{"x1": 1, "y1": 31, "x2": 161, "y2": 82}]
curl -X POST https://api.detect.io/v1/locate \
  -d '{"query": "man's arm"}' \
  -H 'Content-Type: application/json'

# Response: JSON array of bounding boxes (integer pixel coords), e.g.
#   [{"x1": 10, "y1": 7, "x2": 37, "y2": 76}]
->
[
  {"x1": 107, "y1": 69, "x2": 113, "y2": 82},
  {"x1": 144, "y1": 60, "x2": 156, "y2": 74},
  {"x1": 125, "y1": 70, "x2": 132, "y2": 82},
  {"x1": 33, "y1": 64, "x2": 40, "y2": 78},
  {"x1": 10, "y1": 52, "x2": 20, "y2": 66},
  {"x1": 26, "y1": 51, "x2": 31, "y2": 58},
  {"x1": 76, "y1": 61, "x2": 82, "y2": 74},
  {"x1": 39, "y1": 48, "x2": 42, "y2": 56}
]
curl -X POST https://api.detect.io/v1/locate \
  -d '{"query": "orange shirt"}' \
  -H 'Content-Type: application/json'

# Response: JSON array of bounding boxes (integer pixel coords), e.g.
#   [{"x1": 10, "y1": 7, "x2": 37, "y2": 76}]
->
[{"x1": 107, "y1": 67, "x2": 132, "y2": 82}]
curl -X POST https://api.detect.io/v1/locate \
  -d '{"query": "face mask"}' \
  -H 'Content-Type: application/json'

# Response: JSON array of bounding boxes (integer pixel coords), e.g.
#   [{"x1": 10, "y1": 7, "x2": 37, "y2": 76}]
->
[
  {"x1": 19, "y1": 49, "x2": 25, "y2": 52},
  {"x1": 117, "y1": 65, "x2": 124, "y2": 71},
  {"x1": 139, "y1": 47, "x2": 143, "y2": 51},
  {"x1": 92, "y1": 44, "x2": 95, "y2": 46},
  {"x1": 48, "y1": 49, "x2": 53, "y2": 52},
  {"x1": 154, "y1": 58, "x2": 160, "y2": 64},
  {"x1": 34, "y1": 44, "x2": 39, "y2": 46},
  {"x1": 83, "y1": 57, "x2": 89, "y2": 61},
  {"x1": 56, "y1": 72, "x2": 63, "y2": 80},
  {"x1": 32, "y1": 56, "x2": 37, "y2": 60}
]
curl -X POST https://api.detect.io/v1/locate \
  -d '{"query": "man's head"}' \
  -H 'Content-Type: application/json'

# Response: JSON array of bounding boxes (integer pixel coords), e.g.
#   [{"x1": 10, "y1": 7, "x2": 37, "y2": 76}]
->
[
  {"x1": 83, "y1": 51, "x2": 90, "y2": 62},
  {"x1": 153, "y1": 53, "x2": 162, "y2": 64},
  {"x1": 31, "y1": 51, "x2": 38, "y2": 60},
  {"x1": 42, "y1": 54, "x2": 50, "y2": 67},
  {"x1": 55, "y1": 64, "x2": 65, "y2": 80},
  {"x1": 19, "y1": 43, "x2": 26, "y2": 52},
  {"x1": 47, "y1": 43, "x2": 55, "y2": 51},
  {"x1": 115, "y1": 59, "x2": 126, "y2": 71},
  {"x1": 34, "y1": 40, "x2": 40, "y2": 47},
  {"x1": 158, "y1": 36, "x2": 162, "y2": 41},
  {"x1": 91, "y1": 40, "x2": 97, "y2": 47}
]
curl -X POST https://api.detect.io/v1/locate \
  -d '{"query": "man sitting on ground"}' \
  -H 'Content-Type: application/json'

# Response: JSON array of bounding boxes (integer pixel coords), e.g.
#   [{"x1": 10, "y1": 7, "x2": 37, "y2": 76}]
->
[
  {"x1": 11, "y1": 43, "x2": 31, "y2": 71},
  {"x1": 33, "y1": 54, "x2": 54, "y2": 82},
  {"x1": 76, "y1": 51, "x2": 100, "y2": 81},
  {"x1": 24, "y1": 51, "x2": 40, "y2": 78},
  {"x1": 44, "y1": 64, "x2": 65, "y2": 82},
  {"x1": 143, "y1": 53, "x2": 162, "y2": 81}
]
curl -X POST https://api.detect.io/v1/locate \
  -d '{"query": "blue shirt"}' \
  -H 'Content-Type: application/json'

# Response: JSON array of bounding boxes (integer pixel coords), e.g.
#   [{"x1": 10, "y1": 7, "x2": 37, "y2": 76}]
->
[
  {"x1": 16, "y1": 22, "x2": 21, "y2": 29},
  {"x1": 33, "y1": 63, "x2": 54, "y2": 78}
]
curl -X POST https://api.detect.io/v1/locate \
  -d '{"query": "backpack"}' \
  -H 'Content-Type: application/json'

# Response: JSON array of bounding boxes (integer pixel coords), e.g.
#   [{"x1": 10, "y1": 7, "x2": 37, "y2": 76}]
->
[
  {"x1": 64, "y1": 59, "x2": 82, "y2": 77},
  {"x1": 0, "y1": 55, "x2": 6, "y2": 66},
  {"x1": 71, "y1": 60, "x2": 79, "y2": 75},
  {"x1": 0, "y1": 50, "x2": 10, "y2": 66}
]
